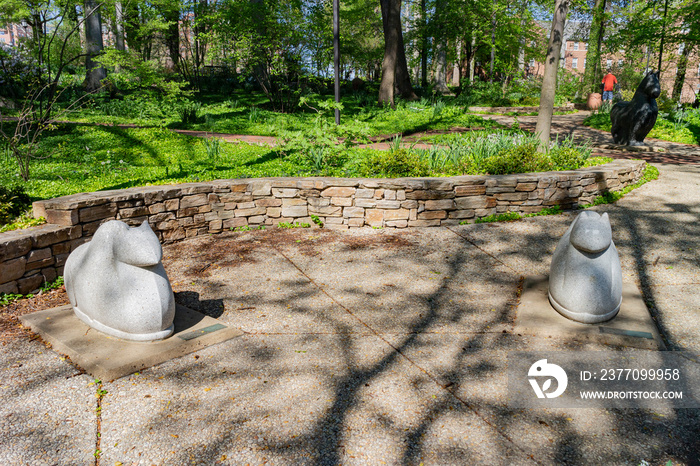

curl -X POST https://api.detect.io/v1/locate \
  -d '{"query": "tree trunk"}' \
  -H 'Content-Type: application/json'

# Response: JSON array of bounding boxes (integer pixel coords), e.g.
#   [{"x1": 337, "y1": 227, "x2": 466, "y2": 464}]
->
[
  {"x1": 420, "y1": 0, "x2": 427, "y2": 87},
  {"x1": 535, "y1": 0, "x2": 570, "y2": 149},
  {"x1": 164, "y1": 5, "x2": 179, "y2": 70},
  {"x1": 379, "y1": 0, "x2": 415, "y2": 105},
  {"x1": 459, "y1": 39, "x2": 468, "y2": 84},
  {"x1": 250, "y1": 0, "x2": 269, "y2": 94},
  {"x1": 193, "y1": 0, "x2": 208, "y2": 82},
  {"x1": 434, "y1": 42, "x2": 450, "y2": 93},
  {"x1": 672, "y1": 43, "x2": 691, "y2": 102},
  {"x1": 114, "y1": 1, "x2": 125, "y2": 51},
  {"x1": 469, "y1": 34, "x2": 476, "y2": 83},
  {"x1": 394, "y1": 2, "x2": 416, "y2": 100},
  {"x1": 84, "y1": 0, "x2": 107, "y2": 92},
  {"x1": 517, "y1": 0, "x2": 527, "y2": 73},
  {"x1": 30, "y1": 13, "x2": 44, "y2": 47},
  {"x1": 657, "y1": 0, "x2": 669, "y2": 76},
  {"x1": 518, "y1": 42, "x2": 525, "y2": 74},
  {"x1": 378, "y1": 0, "x2": 398, "y2": 105},
  {"x1": 452, "y1": 41, "x2": 461, "y2": 87},
  {"x1": 431, "y1": 0, "x2": 449, "y2": 93},
  {"x1": 489, "y1": 11, "x2": 496, "y2": 83},
  {"x1": 583, "y1": 0, "x2": 606, "y2": 93}
]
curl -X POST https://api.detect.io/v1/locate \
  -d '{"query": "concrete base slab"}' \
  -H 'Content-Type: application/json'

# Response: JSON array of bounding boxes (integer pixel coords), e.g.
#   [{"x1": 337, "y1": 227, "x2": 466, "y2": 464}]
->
[
  {"x1": 19, "y1": 304, "x2": 244, "y2": 381},
  {"x1": 597, "y1": 143, "x2": 665, "y2": 152},
  {"x1": 515, "y1": 275, "x2": 665, "y2": 350}
]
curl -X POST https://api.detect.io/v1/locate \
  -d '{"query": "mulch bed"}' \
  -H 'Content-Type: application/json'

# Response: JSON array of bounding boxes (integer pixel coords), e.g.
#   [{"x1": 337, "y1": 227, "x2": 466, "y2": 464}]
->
[{"x1": 0, "y1": 287, "x2": 70, "y2": 342}]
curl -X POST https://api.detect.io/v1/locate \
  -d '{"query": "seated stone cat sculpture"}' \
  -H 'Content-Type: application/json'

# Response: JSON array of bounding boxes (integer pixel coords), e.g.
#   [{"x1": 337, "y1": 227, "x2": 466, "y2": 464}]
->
[
  {"x1": 610, "y1": 71, "x2": 661, "y2": 146},
  {"x1": 65, "y1": 220, "x2": 176, "y2": 341},
  {"x1": 548, "y1": 211, "x2": 622, "y2": 324}
]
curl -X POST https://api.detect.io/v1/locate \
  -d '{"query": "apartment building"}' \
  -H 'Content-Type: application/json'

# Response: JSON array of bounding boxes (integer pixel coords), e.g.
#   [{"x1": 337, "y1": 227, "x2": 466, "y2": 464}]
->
[{"x1": 0, "y1": 23, "x2": 31, "y2": 47}]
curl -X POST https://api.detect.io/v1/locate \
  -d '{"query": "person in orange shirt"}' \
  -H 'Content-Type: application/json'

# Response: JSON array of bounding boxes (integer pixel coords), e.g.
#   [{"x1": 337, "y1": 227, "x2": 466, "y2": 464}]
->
[{"x1": 602, "y1": 71, "x2": 618, "y2": 101}]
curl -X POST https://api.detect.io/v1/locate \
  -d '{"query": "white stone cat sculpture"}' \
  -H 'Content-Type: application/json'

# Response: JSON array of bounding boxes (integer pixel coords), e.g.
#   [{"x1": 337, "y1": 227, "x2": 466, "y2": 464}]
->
[
  {"x1": 65, "y1": 220, "x2": 176, "y2": 341},
  {"x1": 548, "y1": 211, "x2": 622, "y2": 324}
]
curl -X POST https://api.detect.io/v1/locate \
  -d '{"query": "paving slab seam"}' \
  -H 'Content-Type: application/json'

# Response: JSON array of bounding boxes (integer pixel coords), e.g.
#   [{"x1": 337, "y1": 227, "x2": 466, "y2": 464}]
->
[
  {"x1": 244, "y1": 330, "x2": 515, "y2": 336},
  {"x1": 445, "y1": 226, "x2": 519, "y2": 274},
  {"x1": 650, "y1": 282, "x2": 700, "y2": 286},
  {"x1": 271, "y1": 245, "x2": 542, "y2": 464},
  {"x1": 94, "y1": 380, "x2": 103, "y2": 466}
]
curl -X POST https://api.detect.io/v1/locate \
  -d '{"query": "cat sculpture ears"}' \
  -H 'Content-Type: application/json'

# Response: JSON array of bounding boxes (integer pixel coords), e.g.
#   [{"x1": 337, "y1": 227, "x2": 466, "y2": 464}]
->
[{"x1": 569, "y1": 211, "x2": 612, "y2": 254}]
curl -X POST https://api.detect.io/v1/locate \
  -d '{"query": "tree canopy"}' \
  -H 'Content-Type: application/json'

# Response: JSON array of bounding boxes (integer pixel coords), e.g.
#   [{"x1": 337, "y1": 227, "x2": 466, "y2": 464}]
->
[{"x1": 0, "y1": 0, "x2": 696, "y2": 110}]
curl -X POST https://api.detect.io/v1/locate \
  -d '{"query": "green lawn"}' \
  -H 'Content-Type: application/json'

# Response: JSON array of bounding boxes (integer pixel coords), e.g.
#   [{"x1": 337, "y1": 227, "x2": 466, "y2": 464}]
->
[{"x1": 1, "y1": 125, "x2": 296, "y2": 201}]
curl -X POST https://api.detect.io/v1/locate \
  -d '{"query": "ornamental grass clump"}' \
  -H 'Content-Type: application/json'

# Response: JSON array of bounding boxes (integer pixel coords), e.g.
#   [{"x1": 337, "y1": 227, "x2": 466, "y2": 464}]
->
[{"x1": 412, "y1": 130, "x2": 594, "y2": 176}]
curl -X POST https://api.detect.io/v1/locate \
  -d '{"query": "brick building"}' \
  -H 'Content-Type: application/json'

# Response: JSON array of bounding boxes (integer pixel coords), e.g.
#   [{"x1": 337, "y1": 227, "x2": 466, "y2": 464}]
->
[{"x1": 0, "y1": 23, "x2": 31, "y2": 47}]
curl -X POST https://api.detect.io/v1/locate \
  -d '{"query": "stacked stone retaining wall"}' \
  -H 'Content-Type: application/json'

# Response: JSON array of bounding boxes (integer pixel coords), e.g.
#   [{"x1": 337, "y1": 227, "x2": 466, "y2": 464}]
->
[{"x1": 0, "y1": 159, "x2": 645, "y2": 295}]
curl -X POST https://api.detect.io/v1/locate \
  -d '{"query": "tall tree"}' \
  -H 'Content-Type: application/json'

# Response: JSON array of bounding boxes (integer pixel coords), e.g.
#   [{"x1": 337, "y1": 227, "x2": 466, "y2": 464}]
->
[
  {"x1": 83, "y1": 0, "x2": 107, "y2": 92},
  {"x1": 162, "y1": 1, "x2": 179, "y2": 70},
  {"x1": 419, "y1": 0, "x2": 427, "y2": 87},
  {"x1": 671, "y1": 41, "x2": 690, "y2": 102},
  {"x1": 113, "y1": 1, "x2": 125, "y2": 51},
  {"x1": 671, "y1": 12, "x2": 699, "y2": 102},
  {"x1": 489, "y1": 8, "x2": 496, "y2": 82},
  {"x1": 535, "y1": 0, "x2": 570, "y2": 148},
  {"x1": 433, "y1": 0, "x2": 450, "y2": 92},
  {"x1": 378, "y1": 0, "x2": 416, "y2": 106},
  {"x1": 582, "y1": 0, "x2": 606, "y2": 93}
]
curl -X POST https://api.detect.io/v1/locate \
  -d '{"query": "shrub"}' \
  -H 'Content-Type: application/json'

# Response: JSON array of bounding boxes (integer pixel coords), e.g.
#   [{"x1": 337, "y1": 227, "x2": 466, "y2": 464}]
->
[
  {"x1": 483, "y1": 142, "x2": 553, "y2": 175},
  {"x1": 474, "y1": 211, "x2": 522, "y2": 223},
  {"x1": 358, "y1": 148, "x2": 431, "y2": 178},
  {"x1": 98, "y1": 95, "x2": 166, "y2": 120},
  {"x1": 0, "y1": 44, "x2": 42, "y2": 99},
  {"x1": 550, "y1": 147, "x2": 589, "y2": 171},
  {"x1": 457, "y1": 81, "x2": 508, "y2": 107},
  {"x1": 556, "y1": 68, "x2": 582, "y2": 103},
  {"x1": 0, "y1": 185, "x2": 31, "y2": 224}
]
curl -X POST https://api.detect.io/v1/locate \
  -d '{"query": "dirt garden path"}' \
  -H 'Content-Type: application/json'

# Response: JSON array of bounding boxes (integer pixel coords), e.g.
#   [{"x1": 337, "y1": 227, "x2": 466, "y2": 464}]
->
[
  {"x1": 479, "y1": 111, "x2": 700, "y2": 165},
  {"x1": 174, "y1": 111, "x2": 700, "y2": 165},
  {"x1": 6, "y1": 111, "x2": 698, "y2": 163}
]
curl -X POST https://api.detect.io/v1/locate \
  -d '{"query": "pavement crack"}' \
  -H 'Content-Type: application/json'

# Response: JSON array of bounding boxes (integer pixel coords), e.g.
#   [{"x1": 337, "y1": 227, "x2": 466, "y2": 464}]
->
[
  {"x1": 274, "y1": 246, "x2": 540, "y2": 464},
  {"x1": 92, "y1": 379, "x2": 107, "y2": 466}
]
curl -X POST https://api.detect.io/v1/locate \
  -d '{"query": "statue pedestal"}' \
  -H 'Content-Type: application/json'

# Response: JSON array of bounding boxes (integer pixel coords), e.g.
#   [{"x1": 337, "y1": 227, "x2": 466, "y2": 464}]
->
[{"x1": 514, "y1": 276, "x2": 664, "y2": 350}]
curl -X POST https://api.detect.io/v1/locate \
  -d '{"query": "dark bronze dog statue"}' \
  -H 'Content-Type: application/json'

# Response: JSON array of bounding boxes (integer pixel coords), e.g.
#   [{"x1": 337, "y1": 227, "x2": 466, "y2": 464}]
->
[{"x1": 610, "y1": 71, "x2": 661, "y2": 146}]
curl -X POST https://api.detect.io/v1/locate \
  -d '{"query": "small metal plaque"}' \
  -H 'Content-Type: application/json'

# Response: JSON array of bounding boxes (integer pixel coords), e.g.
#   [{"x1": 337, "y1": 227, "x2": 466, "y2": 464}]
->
[
  {"x1": 178, "y1": 324, "x2": 227, "y2": 341},
  {"x1": 599, "y1": 327, "x2": 653, "y2": 340}
]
